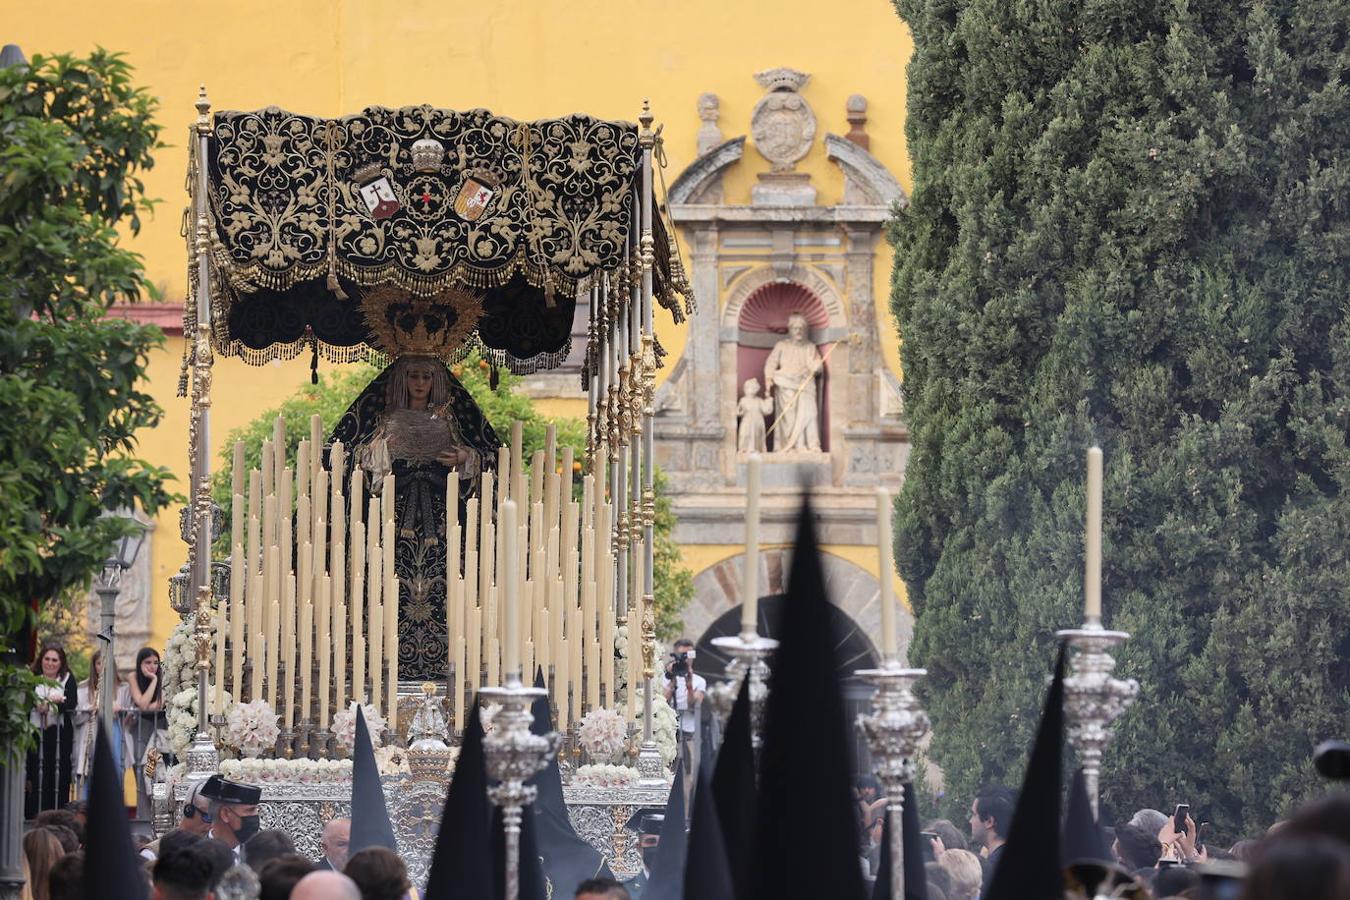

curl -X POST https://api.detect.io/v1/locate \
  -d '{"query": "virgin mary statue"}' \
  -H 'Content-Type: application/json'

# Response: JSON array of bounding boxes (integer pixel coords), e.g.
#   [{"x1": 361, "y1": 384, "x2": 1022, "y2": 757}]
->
[{"x1": 329, "y1": 355, "x2": 500, "y2": 679}]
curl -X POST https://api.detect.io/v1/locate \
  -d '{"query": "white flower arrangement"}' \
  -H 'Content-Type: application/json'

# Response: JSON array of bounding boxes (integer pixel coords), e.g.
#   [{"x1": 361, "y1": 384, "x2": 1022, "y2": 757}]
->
[
  {"x1": 578, "y1": 707, "x2": 628, "y2": 763},
  {"x1": 220, "y1": 757, "x2": 353, "y2": 785},
  {"x1": 168, "y1": 688, "x2": 201, "y2": 757},
  {"x1": 613, "y1": 626, "x2": 631, "y2": 693},
  {"x1": 167, "y1": 687, "x2": 235, "y2": 759},
  {"x1": 225, "y1": 699, "x2": 280, "y2": 757},
  {"x1": 332, "y1": 703, "x2": 387, "y2": 752},
  {"x1": 162, "y1": 617, "x2": 200, "y2": 698},
  {"x1": 573, "y1": 763, "x2": 640, "y2": 788},
  {"x1": 651, "y1": 700, "x2": 678, "y2": 767}
]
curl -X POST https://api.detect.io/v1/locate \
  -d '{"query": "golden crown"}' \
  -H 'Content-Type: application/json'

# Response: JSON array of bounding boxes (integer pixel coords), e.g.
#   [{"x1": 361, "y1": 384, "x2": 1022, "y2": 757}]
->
[{"x1": 360, "y1": 284, "x2": 483, "y2": 359}]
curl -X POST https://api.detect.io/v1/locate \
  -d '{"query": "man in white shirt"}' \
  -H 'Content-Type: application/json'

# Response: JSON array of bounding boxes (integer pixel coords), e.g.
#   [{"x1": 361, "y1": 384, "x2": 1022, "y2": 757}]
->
[{"x1": 662, "y1": 639, "x2": 706, "y2": 778}]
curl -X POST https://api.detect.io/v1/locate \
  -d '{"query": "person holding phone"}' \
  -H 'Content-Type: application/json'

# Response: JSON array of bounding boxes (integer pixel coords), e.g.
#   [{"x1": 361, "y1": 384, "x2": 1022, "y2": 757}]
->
[{"x1": 1157, "y1": 804, "x2": 1205, "y2": 864}]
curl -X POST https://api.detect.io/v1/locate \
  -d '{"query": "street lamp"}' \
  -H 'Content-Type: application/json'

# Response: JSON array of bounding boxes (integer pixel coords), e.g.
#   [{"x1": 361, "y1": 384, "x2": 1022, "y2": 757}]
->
[{"x1": 95, "y1": 509, "x2": 149, "y2": 734}]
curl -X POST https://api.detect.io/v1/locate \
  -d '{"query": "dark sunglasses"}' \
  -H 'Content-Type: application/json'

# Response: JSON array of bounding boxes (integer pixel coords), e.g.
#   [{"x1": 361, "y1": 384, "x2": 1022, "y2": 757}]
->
[{"x1": 183, "y1": 803, "x2": 213, "y2": 824}]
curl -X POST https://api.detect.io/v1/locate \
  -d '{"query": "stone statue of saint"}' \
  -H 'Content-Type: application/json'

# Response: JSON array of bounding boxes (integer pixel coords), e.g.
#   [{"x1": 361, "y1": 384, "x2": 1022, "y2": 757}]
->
[
  {"x1": 736, "y1": 377, "x2": 773, "y2": 453},
  {"x1": 763, "y1": 313, "x2": 823, "y2": 452}
]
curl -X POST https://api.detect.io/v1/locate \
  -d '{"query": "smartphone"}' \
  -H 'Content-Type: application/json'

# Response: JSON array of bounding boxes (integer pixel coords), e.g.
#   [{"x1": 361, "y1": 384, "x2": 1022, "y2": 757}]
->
[
  {"x1": 1174, "y1": 803, "x2": 1190, "y2": 834},
  {"x1": 1196, "y1": 821, "x2": 1209, "y2": 850},
  {"x1": 919, "y1": 832, "x2": 938, "y2": 862}
]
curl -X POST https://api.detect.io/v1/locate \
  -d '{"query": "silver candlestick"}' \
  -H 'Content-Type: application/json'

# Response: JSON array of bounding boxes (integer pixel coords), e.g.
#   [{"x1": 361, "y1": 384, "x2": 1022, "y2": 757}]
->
[
  {"x1": 481, "y1": 670, "x2": 560, "y2": 900},
  {"x1": 1056, "y1": 623, "x2": 1138, "y2": 819},
  {"x1": 708, "y1": 634, "x2": 779, "y2": 749},
  {"x1": 856, "y1": 665, "x2": 929, "y2": 900}
]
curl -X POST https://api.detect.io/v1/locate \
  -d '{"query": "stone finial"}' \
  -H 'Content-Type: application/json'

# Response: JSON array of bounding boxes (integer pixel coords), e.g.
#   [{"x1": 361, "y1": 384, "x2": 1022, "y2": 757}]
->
[
  {"x1": 696, "y1": 92, "x2": 723, "y2": 157},
  {"x1": 846, "y1": 94, "x2": 869, "y2": 150}
]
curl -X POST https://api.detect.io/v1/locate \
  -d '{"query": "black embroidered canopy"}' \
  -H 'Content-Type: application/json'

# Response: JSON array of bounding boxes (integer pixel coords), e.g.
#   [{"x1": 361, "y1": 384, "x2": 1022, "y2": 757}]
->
[{"x1": 195, "y1": 105, "x2": 686, "y2": 371}]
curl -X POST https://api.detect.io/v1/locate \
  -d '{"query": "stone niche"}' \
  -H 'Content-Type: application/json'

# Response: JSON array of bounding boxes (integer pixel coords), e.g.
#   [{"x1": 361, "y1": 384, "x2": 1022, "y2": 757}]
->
[{"x1": 655, "y1": 69, "x2": 910, "y2": 551}]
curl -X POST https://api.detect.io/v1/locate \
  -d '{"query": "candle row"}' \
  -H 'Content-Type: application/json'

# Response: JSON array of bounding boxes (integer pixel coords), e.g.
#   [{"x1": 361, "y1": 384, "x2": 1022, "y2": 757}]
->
[
  {"x1": 214, "y1": 415, "x2": 400, "y2": 739},
  {"x1": 445, "y1": 422, "x2": 629, "y2": 734}
]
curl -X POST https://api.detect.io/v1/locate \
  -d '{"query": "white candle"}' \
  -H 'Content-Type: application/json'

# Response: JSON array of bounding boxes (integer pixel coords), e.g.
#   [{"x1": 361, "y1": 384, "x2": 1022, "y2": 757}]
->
[
  {"x1": 318, "y1": 575, "x2": 332, "y2": 729},
  {"x1": 876, "y1": 487, "x2": 897, "y2": 661},
  {"x1": 283, "y1": 574, "x2": 296, "y2": 728},
  {"x1": 503, "y1": 500, "x2": 521, "y2": 676},
  {"x1": 384, "y1": 579, "x2": 398, "y2": 728},
  {"x1": 214, "y1": 605, "x2": 227, "y2": 714},
  {"x1": 467, "y1": 605, "x2": 482, "y2": 699},
  {"x1": 299, "y1": 600, "x2": 313, "y2": 724},
  {"x1": 1085, "y1": 446, "x2": 1103, "y2": 622},
  {"x1": 229, "y1": 541, "x2": 245, "y2": 701},
  {"x1": 367, "y1": 496, "x2": 382, "y2": 711},
  {"x1": 742, "y1": 453, "x2": 762, "y2": 638}
]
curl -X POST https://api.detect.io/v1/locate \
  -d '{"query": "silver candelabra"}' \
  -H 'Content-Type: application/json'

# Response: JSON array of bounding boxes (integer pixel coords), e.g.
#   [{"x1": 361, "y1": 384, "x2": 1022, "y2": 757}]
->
[
  {"x1": 1056, "y1": 623, "x2": 1138, "y2": 819},
  {"x1": 481, "y1": 671, "x2": 560, "y2": 900},
  {"x1": 708, "y1": 633, "x2": 779, "y2": 749},
  {"x1": 855, "y1": 665, "x2": 929, "y2": 900}
]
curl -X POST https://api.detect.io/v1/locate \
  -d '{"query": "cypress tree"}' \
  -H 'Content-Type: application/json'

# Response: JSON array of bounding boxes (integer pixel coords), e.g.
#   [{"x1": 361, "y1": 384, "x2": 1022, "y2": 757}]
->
[{"x1": 889, "y1": 0, "x2": 1349, "y2": 841}]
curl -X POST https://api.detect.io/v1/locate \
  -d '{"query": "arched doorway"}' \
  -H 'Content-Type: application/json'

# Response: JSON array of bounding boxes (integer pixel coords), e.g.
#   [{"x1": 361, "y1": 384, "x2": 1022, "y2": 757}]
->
[{"x1": 679, "y1": 548, "x2": 914, "y2": 774}]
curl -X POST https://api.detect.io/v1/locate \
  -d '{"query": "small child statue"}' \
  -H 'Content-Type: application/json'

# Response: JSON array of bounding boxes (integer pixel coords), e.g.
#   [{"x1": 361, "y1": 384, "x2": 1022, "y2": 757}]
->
[{"x1": 736, "y1": 377, "x2": 774, "y2": 453}]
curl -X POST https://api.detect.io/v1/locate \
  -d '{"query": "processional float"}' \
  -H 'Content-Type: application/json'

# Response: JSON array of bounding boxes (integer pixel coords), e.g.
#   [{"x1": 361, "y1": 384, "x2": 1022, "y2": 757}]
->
[{"x1": 166, "y1": 88, "x2": 690, "y2": 883}]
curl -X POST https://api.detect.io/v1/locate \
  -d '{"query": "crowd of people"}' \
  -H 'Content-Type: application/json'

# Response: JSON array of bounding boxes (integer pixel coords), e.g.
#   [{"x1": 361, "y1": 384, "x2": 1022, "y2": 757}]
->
[
  {"x1": 847, "y1": 778, "x2": 1350, "y2": 899},
  {"x1": 24, "y1": 642, "x2": 171, "y2": 821},
  {"x1": 17, "y1": 777, "x2": 412, "y2": 900}
]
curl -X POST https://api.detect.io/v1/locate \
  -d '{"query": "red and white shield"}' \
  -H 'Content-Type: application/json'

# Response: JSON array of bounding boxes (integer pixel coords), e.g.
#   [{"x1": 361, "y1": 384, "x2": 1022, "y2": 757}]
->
[{"x1": 359, "y1": 176, "x2": 401, "y2": 220}]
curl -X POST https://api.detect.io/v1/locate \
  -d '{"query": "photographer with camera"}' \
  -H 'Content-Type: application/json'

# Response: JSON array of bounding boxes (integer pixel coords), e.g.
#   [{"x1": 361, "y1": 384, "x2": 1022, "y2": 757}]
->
[{"x1": 662, "y1": 638, "x2": 707, "y2": 778}]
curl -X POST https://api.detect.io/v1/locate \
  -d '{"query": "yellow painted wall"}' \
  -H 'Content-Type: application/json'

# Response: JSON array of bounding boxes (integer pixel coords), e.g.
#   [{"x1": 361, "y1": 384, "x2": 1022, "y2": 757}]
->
[
  {"x1": 5, "y1": 0, "x2": 914, "y2": 647},
  {"x1": 4, "y1": 0, "x2": 912, "y2": 375}
]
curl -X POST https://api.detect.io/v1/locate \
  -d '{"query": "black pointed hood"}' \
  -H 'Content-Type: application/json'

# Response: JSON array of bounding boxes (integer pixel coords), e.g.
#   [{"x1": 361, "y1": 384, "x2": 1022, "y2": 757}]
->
[
  {"x1": 526, "y1": 668, "x2": 614, "y2": 889},
  {"x1": 642, "y1": 759, "x2": 688, "y2": 900},
  {"x1": 1061, "y1": 767, "x2": 1110, "y2": 865},
  {"x1": 711, "y1": 676, "x2": 756, "y2": 900},
  {"x1": 983, "y1": 643, "x2": 1067, "y2": 900},
  {"x1": 872, "y1": 783, "x2": 932, "y2": 900},
  {"x1": 683, "y1": 760, "x2": 736, "y2": 900},
  {"x1": 753, "y1": 497, "x2": 866, "y2": 900},
  {"x1": 349, "y1": 704, "x2": 398, "y2": 854},
  {"x1": 424, "y1": 697, "x2": 495, "y2": 899},
  {"x1": 85, "y1": 725, "x2": 147, "y2": 900}
]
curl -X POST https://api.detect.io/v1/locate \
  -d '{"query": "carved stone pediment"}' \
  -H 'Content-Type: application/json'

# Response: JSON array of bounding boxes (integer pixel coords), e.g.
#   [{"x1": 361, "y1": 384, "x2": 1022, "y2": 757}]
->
[
  {"x1": 668, "y1": 137, "x2": 745, "y2": 207},
  {"x1": 825, "y1": 134, "x2": 908, "y2": 208}
]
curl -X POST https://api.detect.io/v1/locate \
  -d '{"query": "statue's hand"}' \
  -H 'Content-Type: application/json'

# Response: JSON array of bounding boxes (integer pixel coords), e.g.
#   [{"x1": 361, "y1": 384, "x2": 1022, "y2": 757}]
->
[{"x1": 437, "y1": 448, "x2": 471, "y2": 468}]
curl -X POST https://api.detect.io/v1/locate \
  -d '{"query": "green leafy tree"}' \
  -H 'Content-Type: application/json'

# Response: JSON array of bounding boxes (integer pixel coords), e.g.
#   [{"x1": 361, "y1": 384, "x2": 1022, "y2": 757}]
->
[
  {"x1": 890, "y1": 0, "x2": 1349, "y2": 840},
  {"x1": 0, "y1": 50, "x2": 174, "y2": 753},
  {"x1": 214, "y1": 354, "x2": 692, "y2": 638}
]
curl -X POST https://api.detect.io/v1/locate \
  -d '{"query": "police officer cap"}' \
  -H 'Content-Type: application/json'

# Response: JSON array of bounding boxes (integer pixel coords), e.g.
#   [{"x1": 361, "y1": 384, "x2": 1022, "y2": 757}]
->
[
  {"x1": 198, "y1": 774, "x2": 262, "y2": 805},
  {"x1": 624, "y1": 807, "x2": 665, "y2": 834}
]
